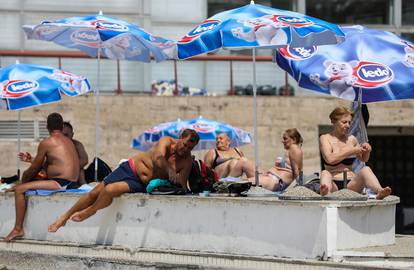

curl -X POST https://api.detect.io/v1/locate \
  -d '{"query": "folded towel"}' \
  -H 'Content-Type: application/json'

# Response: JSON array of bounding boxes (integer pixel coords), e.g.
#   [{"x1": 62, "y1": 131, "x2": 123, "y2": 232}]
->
[
  {"x1": 146, "y1": 179, "x2": 173, "y2": 193},
  {"x1": 218, "y1": 176, "x2": 242, "y2": 182},
  {"x1": 146, "y1": 179, "x2": 186, "y2": 195},
  {"x1": 0, "y1": 183, "x2": 15, "y2": 192},
  {"x1": 25, "y1": 184, "x2": 94, "y2": 196}
]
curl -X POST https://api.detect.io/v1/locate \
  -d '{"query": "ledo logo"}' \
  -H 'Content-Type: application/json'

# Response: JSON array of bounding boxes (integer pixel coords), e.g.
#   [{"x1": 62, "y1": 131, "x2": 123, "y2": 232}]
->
[
  {"x1": 353, "y1": 61, "x2": 394, "y2": 88},
  {"x1": 192, "y1": 123, "x2": 214, "y2": 133},
  {"x1": 272, "y1": 15, "x2": 313, "y2": 27},
  {"x1": 179, "y1": 19, "x2": 221, "y2": 43},
  {"x1": 92, "y1": 20, "x2": 129, "y2": 32},
  {"x1": 278, "y1": 46, "x2": 317, "y2": 60},
  {"x1": 3, "y1": 80, "x2": 39, "y2": 99},
  {"x1": 71, "y1": 30, "x2": 100, "y2": 47}
]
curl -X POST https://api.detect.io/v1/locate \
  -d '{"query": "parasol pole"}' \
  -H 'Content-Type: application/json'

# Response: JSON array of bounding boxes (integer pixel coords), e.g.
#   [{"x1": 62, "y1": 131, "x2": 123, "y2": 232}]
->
[
  {"x1": 16, "y1": 60, "x2": 21, "y2": 180},
  {"x1": 94, "y1": 46, "x2": 101, "y2": 181},
  {"x1": 252, "y1": 48, "x2": 259, "y2": 186},
  {"x1": 17, "y1": 110, "x2": 21, "y2": 180}
]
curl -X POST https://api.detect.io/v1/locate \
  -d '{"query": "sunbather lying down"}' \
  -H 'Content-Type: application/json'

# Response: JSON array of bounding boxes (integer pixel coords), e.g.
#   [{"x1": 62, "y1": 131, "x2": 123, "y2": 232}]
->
[
  {"x1": 248, "y1": 128, "x2": 303, "y2": 192},
  {"x1": 204, "y1": 132, "x2": 254, "y2": 179},
  {"x1": 48, "y1": 129, "x2": 200, "y2": 233}
]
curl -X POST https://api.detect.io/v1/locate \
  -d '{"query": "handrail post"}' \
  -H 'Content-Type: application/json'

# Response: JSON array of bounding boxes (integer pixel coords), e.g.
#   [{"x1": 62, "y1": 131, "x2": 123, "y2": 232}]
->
[
  {"x1": 116, "y1": 60, "x2": 122, "y2": 95},
  {"x1": 229, "y1": 60, "x2": 234, "y2": 95},
  {"x1": 173, "y1": 60, "x2": 178, "y2": 96},
  {"x1": 284, "y1": 71, "x2": 288, "y2": 96}
]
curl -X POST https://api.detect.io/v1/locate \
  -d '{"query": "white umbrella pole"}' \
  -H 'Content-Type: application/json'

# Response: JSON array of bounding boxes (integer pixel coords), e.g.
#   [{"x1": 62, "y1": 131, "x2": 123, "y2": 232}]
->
[
  {"x1": 95, "y1": 48, "x2": 101, "y2": 181},
  {"x1": 252, "y1": 48, "x2": 259, "y2": 186},
  {"x1": 17, "y1": 110, "x2": 21, "y2": 179}
]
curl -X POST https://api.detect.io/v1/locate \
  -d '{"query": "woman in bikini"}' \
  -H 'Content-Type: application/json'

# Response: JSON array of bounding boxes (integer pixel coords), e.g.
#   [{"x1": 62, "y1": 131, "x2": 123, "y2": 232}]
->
[
  {"x1": 204, "y1": 132, "x2": 254, "y2": 179},
  {"x1": 251, "y1": 128, "x2": 303, "y2": 191},
  {"x1": 319, "y1": 106, "x2": 391, "y2": 199}
]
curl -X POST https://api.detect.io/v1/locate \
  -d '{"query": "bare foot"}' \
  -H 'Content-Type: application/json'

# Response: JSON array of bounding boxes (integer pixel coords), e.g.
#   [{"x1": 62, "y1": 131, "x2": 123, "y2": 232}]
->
[
  {"x1": 4, "y1": 228, "x2": 24, "y2": 242},
  {"x1": 376, "y1": 187, "x2": 392, "y2": 200},
  {"x1": 48, "y1": 216, "x2": 68, "y2": 233},
  {"x1": 320, "y1": 184, "x2": 329, "y2": 196},
  {"x1": 70, "y1": 209, "x2": 96, "y2": 222}
]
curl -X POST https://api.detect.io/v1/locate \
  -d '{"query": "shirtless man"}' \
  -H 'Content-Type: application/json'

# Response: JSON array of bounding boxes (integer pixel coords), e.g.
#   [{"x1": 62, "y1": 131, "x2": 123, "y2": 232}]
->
[
  {"x1": 4, "y1": 112, "x2": 79, "y2": 241},
  {"x1": 48, "y1": 129, "x2": 199, "y2": 233},
  {"x1": 62, "y1": 121, "x2": 88, "y2": 184},
  {"x1": 18, "y1": 121, "x2": 88, "y2": 185}
]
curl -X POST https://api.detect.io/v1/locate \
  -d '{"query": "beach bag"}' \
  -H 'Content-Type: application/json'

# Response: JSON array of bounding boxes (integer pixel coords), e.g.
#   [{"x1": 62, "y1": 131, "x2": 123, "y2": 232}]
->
[
  {"x1": 188, "y1": 159, "x2": 218, "y2": 193},
  {"x1": 84, "y1": 157, "x2": 112, "y2": 183}
]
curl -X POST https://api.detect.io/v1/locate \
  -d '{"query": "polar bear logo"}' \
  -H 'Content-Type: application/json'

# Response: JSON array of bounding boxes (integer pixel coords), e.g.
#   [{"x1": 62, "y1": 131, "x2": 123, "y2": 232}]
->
[
  {"x1": 231, "y1": 15, "x2": 288, "y2": 46},
  {"x1": 403, "y1": 45, "x2": 414, "y2": 68},
  {"x1": 309, "y1": 60, "x2": 358, "y2": 101},
  {"x1": 102, "y1": 34, "x2": 142, "y2": 60}
]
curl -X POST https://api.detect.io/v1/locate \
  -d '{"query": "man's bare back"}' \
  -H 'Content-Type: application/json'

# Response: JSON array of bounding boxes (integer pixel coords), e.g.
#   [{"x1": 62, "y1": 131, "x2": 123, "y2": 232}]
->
[{"x1": 41, "y1": 133, "x2": 80, "y2": 181}]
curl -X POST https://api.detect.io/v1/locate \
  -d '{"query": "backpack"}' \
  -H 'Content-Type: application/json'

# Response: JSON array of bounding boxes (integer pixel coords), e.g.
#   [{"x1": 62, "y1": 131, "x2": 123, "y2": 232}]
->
[
  {"x1": 188, "y1": 159, "x2": 218, "y2": 193},
  {"x1": 84, "y1": 157, "x2": 112, "y2": 183}
]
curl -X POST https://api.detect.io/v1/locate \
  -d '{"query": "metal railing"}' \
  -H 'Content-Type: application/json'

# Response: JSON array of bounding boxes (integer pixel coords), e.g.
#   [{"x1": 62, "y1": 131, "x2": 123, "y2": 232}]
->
[{"x1": 0, "y1": 50, "x2": 290, "y2": 96}]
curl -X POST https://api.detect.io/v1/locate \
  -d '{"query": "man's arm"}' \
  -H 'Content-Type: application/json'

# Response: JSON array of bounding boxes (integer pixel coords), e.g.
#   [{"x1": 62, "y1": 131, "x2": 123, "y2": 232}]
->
[
  {"x1": 203, "y1": 149, "x2": 215, "y2": 168},
  {"x1": 176, "y1": 157, "x2": 192, "y2": 189},
  {"x1": 152, "y1": 137, "x2": 178, "y2": 183},
  {"x1": 74, "y1": 140, "x2": 89, "y2": 168},
  {"x1": 21, "y1": 140, "x2": 47, "y2": 182}
]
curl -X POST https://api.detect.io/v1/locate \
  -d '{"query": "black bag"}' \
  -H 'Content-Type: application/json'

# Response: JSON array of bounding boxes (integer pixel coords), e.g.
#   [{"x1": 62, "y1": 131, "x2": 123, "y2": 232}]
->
[{"x1": 84, "y1": 157, "x2": 112, "y2": 183}]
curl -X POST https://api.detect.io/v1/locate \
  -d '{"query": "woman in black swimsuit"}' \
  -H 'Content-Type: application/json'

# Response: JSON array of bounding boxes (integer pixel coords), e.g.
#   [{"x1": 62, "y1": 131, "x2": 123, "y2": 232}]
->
[
  {"x1": 319, "y1": 107, "x2": 391, "y2": 199},
  {"x1": 204, "y1": 132, "x2": 254, "y2": 179}
]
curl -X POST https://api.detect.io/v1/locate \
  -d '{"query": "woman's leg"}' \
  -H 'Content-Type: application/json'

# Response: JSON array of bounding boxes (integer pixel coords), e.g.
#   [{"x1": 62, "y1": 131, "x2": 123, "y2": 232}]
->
[
  {"x1": 348, "y1": 166, "x2": 391, "y2": 199},
  {"x1": 319, "y1": 170, "x2": 338, "y2": 195},
  {"x1": 48, "y1": 183, "x2": 104, "y2": 232},
  {"x1": 227, "y1": 158, "x2": 255, "y2": 178},
  {"x1": 247, "y1": 174, "x2": 279, "y2": 191}
]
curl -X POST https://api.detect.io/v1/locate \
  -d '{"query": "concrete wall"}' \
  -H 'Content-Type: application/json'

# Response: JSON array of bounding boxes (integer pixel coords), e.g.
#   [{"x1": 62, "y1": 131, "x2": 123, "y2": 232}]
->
[
  {"x1": 1, "y1": 95, "x2": 413, "y2": 177},
  {"x1": 0, "y1": 193, "x2": 399, "y2": 259}
]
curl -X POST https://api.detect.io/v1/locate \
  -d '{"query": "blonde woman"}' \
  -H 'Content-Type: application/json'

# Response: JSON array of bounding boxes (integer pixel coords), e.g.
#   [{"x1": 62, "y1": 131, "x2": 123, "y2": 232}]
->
[
  {"x1": 319, "y1": 106, "x2": 391, "y2": 199},
  {"x1": 252, "y1": 128, "x2": 303, "y2": 191}
]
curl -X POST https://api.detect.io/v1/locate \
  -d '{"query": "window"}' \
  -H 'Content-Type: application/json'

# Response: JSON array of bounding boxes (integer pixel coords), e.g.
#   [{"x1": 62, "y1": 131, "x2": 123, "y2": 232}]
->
[
  {"x1": 402, "y1": 33, "x2": 414, "y2": 43},
  {"x1": 306, "y1": 0, "x2": 392, "y2": 25},
  {"x1": 208, "y1": 0, "x2": 295, "y2": 17},
  {"x1": 0, "y1": 120, "x2": 48, "y2": 140},
  {"x1": 402, "y1": 0, "x2": 414, "y2": 25}
]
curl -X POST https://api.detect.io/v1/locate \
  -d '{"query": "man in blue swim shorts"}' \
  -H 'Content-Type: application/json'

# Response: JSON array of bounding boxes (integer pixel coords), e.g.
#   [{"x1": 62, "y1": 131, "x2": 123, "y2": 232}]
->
[{"x1": 48, "y1": 129, "x2": 199, "y2": 232}]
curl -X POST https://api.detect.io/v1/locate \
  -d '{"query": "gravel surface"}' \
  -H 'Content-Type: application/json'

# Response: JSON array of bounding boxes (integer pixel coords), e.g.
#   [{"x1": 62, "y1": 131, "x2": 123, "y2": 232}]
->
[
  {"x1": 325, "y1": 189, "x2": 367, "y2": 201},
  {"x1": 246, "y1": 186, "x2": 275, "y2": 197},
  {"x1": 279, "y1": 186, "x2": 322, "y2": 200}
]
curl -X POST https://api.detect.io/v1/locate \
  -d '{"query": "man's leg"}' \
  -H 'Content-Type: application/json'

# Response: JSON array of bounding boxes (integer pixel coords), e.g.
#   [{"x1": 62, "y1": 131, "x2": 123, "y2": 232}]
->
[
  {"x1": 48, "y1": 183, "x2": 104, "y2": 233},
  {"x1": 4, "y1": 180, "x2": 61, "y2": 242},
  {"x1": 71, "y1": 181, "x2": 130, "y2": 222}
]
